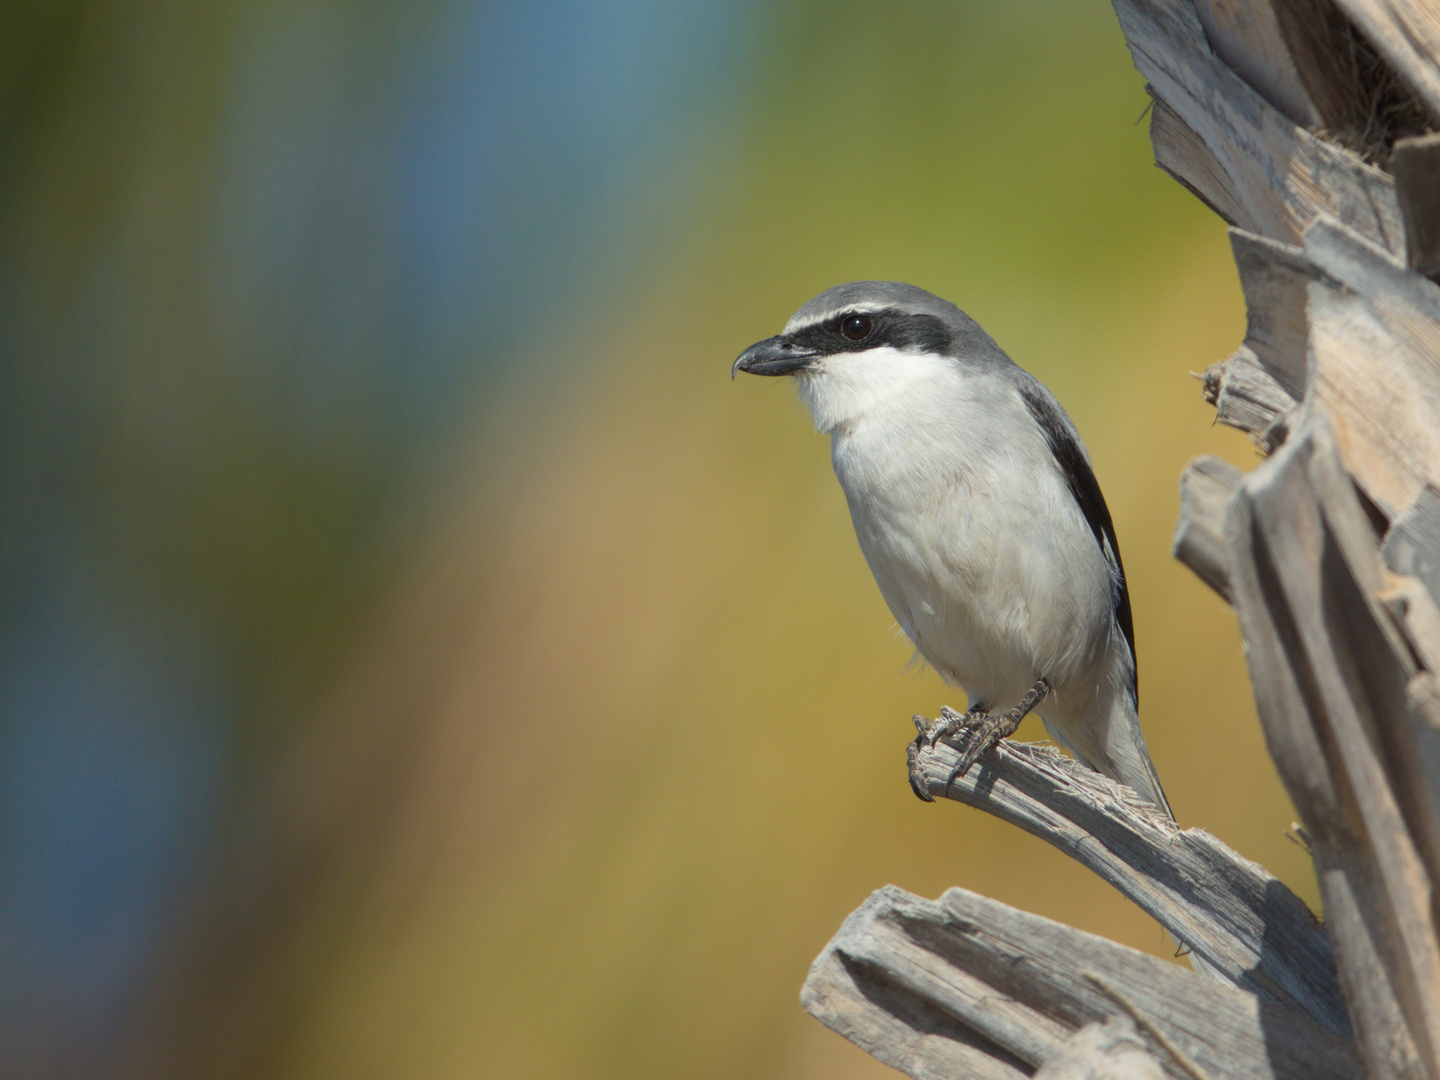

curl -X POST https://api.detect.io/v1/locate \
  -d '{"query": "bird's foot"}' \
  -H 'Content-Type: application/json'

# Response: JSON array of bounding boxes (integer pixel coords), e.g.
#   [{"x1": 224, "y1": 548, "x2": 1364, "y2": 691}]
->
[
  {"x1": 907, "y1": 704, "x2": 987, "y2": 801},
  {"x1": 926, "y1": 704, "x2": 986, "y2": 745},
  {"x1": 942, "y1": 678, "x2": 1051, "y2": 788}
]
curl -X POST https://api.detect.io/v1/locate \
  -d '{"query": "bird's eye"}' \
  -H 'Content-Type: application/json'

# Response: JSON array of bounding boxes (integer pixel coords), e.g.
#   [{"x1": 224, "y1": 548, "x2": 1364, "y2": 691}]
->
[{"x1": 841, "y1": 313, "x2": 873, "y2": 341}]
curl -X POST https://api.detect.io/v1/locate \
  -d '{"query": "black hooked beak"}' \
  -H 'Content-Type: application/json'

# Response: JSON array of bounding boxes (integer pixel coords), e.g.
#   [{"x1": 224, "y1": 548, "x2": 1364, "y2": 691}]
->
[{"x1": 731, "y1": 335, "x2": 819, "y2": 380}]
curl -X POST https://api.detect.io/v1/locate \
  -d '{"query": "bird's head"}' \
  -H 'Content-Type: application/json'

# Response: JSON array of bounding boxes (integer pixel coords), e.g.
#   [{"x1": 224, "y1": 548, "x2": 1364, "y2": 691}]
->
[{"x1": 732, "y1": 281, "x2": 1003, "y2": 432}]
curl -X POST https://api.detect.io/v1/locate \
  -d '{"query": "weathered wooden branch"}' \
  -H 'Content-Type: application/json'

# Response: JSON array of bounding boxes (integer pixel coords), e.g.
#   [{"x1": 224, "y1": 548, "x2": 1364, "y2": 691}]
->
[
  {"x1": 1174, "y1": 455, "x2": 1243, "y2": 600},
  {"x1": 1303, "y1": 218, "x2": 1440, "y2": 518},
  {"x1": 802, "y1": 885, "x2": 1362, "y2": 1080},
  {"x1": 1130, "y1": 4, "x2": 1440, "y2": 1061},
  {"x1": 906, "y1": 738, "x2": 1350, "y2": 1034},
  {"x1": 1227, "y1": 229, "x2": 1310, "y2": 396},
  {"x1": 1203, "y1": 346, "x2": 1296, "y2": 448},
  {"x1": 1192, "y1": 0, "x2": 1328, "y2": 128},
  {"x1": 1117, "y1": 0, "x2": 1404, "y2": 251},
  {"x1": 1226, "y1": 418, "x2": 1440, "y2": 1075},
  {"x1": 804, "y1": 0, "x2": 1440, "y2": 1075}
]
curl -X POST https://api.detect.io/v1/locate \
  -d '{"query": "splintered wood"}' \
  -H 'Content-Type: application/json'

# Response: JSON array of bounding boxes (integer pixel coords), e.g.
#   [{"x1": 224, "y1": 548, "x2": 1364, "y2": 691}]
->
[
  {"x1": 1174, "y1": 455, "x2": 1242, "y2": 599},
  {"x1": 905, "y1": 740, "x2": 1350, "y2": 1032},
  {"x1": 802, "y1": 0, "x2": 1440, "y2": 1076},
  {"x1": 804, "y1": 886, "x2": 1361, "y2": 1080},
  {"x1": 1227, "y1": 423, "x2": 1440, "y2": 1075},
  {"x1": 1118, "y1": 0, "x2": 1405, "y2": 249}
]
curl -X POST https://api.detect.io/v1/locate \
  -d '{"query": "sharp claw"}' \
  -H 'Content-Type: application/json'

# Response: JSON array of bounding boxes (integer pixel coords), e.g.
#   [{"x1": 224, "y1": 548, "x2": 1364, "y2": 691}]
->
[{"x1": 907, "y1": 737, "x2": 935, "y2": 802}]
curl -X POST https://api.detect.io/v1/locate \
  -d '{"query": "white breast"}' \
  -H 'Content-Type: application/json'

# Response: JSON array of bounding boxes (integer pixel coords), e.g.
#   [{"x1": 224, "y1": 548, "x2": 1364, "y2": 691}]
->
[{"x1": 803, "y1": 351, "x2": 1115, "y2": 709}]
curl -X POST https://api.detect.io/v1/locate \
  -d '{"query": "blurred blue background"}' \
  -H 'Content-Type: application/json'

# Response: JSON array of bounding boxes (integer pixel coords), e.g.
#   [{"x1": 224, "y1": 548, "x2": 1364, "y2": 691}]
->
[{"x1": 0, "y1": 2, "x2": 1308, "y2": 1077}]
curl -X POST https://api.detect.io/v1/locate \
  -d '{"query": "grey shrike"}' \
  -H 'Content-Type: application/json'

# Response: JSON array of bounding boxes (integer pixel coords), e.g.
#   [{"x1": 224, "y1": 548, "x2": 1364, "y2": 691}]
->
[{"x1": 732, "y1": 281, "x2": 1171, "y2": 818}]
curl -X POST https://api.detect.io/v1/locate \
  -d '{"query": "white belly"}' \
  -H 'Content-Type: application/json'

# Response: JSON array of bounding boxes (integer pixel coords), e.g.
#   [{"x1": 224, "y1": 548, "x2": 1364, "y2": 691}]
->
[{"x1": 830, "y1": 396, "x2": 1115, "y2": 712}]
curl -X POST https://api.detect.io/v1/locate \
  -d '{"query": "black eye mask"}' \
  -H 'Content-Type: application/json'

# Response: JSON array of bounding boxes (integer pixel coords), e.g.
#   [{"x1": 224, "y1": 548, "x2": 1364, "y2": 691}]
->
[{"x1": 785, "y1": 308, "x2": 955, "y2": 356}]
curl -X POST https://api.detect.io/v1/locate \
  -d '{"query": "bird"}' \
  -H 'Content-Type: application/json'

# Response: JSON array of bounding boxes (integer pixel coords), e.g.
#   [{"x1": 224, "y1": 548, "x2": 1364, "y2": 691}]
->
[{"x1": 732, "y1": 281, "x2": 1171, "y2": 818}]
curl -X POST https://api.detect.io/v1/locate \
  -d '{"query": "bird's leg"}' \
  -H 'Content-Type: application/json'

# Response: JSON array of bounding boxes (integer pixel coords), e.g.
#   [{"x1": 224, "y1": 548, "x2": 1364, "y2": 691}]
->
[
  {"x1": 907, "y1": 703, "x2": 988, "y2": 801},
  {"x1": 942, "y1": 677, "x2": 1052, "y2": 788}
]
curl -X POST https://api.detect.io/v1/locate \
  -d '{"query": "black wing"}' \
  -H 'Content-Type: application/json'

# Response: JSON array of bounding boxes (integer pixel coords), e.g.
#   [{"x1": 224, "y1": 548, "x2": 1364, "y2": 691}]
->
[{"x1": 1017, "y1": 383, "x2": 1137, "y2": 705}]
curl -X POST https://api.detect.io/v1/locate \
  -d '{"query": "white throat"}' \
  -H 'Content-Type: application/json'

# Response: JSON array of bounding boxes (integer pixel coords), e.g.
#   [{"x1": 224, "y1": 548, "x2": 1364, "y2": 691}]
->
[{"x1": 794, "y1": 347, "x2": 958, "y2": 433}]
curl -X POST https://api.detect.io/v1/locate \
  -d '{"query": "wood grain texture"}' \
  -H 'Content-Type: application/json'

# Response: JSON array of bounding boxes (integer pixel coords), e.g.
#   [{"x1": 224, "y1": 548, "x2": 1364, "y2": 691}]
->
[
  {"x1": 1204, "y1": 347, "x2": 1297, "y2": 446},
  {"x1": 1113, "y1": 0, "x2": 1404, "y2": 252},
  {"x1": 1301, "y1": 215, "x2": 1440, "y2": 519},
  {"x1": 908, "y1": 737, "x2": 1349, "y2": 1033},
  {"x1": 1189, "y1": 229, "x2": 1313, "y2": 453},
  {"x1": 1174, "y1": 454, "x2": 1244, "y2": 600},
  {"x1": 1193, "y1": 0, "x2": 1323, "y2": 125},
  {"x1": 1148, "y1": 95, "x2": 1246, "y2": 225},
  {"x1": 802, "y1": 886, "x2": 1362, "y2": 1080},
  {"x1": 1226, "y1": 418, "x2": 1440, "y2": 1078},
  {"x1": 1230, "y1": 228, "x2": 1312, "y2": 395}
]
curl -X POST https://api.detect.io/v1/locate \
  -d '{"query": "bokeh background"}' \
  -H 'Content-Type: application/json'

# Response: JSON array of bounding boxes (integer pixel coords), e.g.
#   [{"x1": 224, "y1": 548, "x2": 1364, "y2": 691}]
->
[{"x1": 0, "y1": 1, "x2": 1315, "y2": 1077}]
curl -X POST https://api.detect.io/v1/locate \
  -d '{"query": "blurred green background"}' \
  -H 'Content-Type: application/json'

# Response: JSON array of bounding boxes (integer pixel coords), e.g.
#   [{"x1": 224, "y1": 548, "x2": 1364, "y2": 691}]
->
[{"x1": 0, "y1": 1, "x2": 1313, "y2": 1078}]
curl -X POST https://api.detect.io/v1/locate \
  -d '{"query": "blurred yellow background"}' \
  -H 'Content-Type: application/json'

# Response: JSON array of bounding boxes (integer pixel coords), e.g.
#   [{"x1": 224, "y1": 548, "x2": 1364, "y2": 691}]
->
[{"x1": 0, "y1": 2, "x2": 1312, "y2": 1078}]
